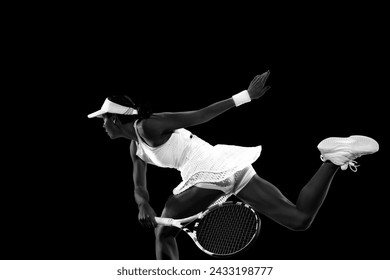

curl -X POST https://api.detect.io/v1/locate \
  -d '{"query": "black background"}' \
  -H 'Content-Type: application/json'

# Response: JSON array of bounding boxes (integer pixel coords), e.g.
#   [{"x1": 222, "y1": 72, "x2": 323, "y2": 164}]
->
[{"x1": 2, "y1": 9, "x2": 388, "y2": 260}]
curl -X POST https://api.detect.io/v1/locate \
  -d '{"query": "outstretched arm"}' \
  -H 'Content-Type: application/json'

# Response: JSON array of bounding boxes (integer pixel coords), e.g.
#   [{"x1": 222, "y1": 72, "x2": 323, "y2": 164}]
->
[
  {"x1": 143, "y1": 71, "x2": 271, "y2": 136},
  {"x1": 153, "y1": 97, "x2": 235, "y2": 132}
]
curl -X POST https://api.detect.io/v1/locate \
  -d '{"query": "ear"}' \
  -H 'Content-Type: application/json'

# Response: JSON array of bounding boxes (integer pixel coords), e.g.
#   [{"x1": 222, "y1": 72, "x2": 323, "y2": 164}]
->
[
  {"x1": 112, "y1": 115, "x2": 123, "y2": 125},
  {"x1": 111, "y1": 115, "x2": 118, "y2": 124}
]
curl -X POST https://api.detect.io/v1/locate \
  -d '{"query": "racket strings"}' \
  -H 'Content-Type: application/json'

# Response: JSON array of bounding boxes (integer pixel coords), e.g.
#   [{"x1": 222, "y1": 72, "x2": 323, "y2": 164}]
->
[
  {"x1": 198, "y1": 205, "x2": 257, "y2": 255},
  {"x1": 195, "y1": 204, "x2": 259, "y2": 256}
]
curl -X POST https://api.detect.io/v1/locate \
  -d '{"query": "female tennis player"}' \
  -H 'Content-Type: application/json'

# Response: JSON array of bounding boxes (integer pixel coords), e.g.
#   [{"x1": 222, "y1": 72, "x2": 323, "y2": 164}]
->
[{"x1": 88, "y1": 71, "x2": 379, "y2": 259}]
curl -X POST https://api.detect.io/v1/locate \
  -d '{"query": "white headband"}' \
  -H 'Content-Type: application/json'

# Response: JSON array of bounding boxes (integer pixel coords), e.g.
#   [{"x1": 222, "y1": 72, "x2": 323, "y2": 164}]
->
[{"x1": 87, "y1": 98, "x2": 138, "y2": 118}]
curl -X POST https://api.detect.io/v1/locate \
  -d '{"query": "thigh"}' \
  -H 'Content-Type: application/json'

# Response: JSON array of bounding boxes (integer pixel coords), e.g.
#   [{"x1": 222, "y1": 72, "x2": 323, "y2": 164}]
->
[
  {"x1": 236, "y1": 174, "x2": 304, "y2": 228},
  {"x1": 160, "y1": 187, "x2": 224, "y2": 219},
  {"x1": 156, "y1": 187, "x2": 224, "y2": 238}
]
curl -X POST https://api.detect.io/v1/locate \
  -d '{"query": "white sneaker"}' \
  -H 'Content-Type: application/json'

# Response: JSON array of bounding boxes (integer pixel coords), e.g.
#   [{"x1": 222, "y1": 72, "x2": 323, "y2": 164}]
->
[{"x1": 317, "y1": 135, "x2": 379, "y2": 171}]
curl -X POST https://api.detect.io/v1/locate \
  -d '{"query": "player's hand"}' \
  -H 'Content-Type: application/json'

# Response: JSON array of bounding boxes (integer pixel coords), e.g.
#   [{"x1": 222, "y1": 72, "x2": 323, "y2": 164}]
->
[
  {"x1": 138, "y1": 202, "x2": 157, "y2": 228},
  {"x1": 247, "y1": 70, "x2": 271, "y2": 100}
]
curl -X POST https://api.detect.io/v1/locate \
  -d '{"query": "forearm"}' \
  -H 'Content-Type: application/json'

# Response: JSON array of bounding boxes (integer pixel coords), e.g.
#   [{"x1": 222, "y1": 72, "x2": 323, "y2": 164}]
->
[
  {"x1": 134, "y1": 186, "x2": 150, "y2": 207},
  {"x1": 198, "y1": 97, "x2": 236, "y2": 124}
]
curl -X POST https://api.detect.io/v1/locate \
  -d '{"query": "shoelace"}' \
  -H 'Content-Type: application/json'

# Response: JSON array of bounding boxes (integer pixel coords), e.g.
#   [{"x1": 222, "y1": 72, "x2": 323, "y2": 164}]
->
[
  {"x1": 344, "y1": 160, "x2": 360, "y2": 172},
  {"x1": 320, "y1": 155, "x2": 360, "y2": 172}
]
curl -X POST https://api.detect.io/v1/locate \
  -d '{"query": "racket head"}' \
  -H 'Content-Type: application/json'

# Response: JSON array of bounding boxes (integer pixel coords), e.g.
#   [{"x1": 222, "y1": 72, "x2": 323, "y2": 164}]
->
[{"x1": 192, "y1": 201, "x2": 261, "y2": 257}]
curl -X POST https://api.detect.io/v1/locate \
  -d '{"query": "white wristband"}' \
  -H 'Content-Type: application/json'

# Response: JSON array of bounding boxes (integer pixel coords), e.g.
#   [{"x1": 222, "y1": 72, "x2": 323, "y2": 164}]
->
[{"x1": 232, "y1": 90, "x2": 251, "y2": 107}]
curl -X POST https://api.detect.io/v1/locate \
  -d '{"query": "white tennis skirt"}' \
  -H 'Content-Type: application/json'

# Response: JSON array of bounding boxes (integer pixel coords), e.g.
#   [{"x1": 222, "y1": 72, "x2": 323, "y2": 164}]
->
[
  {"x1": 194, "y1": 165, "x2": 256, "y2": 195},
  {"x1": 173, "y1": 144, "x2": 261, "y2": 195}
]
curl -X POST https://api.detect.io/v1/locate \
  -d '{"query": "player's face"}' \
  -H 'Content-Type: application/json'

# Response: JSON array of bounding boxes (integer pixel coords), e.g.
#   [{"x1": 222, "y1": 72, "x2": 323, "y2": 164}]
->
[{"x1": 102, "y1": 114, "x2": 120, "y2": 139}]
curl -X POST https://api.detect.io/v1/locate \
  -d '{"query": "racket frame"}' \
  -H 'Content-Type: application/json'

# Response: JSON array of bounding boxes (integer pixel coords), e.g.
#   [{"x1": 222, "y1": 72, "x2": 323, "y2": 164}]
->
[{"x1": 155, "y1": 200, "x2": 261, "y2": 257}]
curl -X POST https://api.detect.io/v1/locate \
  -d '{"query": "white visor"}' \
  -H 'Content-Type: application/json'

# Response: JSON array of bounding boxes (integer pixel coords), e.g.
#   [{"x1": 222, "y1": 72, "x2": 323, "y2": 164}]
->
[{"x1": 88, "y1": 98, "x2": 138, "y2": 118}]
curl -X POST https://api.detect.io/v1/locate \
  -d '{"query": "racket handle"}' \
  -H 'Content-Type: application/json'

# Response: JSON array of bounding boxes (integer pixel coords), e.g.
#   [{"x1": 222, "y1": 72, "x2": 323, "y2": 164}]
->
[{"x1": 154, "y1": 217, "x2": 174, "y2": 226}]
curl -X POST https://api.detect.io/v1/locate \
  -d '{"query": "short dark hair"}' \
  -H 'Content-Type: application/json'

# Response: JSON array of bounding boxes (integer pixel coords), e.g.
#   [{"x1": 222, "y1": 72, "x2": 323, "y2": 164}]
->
[{"x1": 107, "y1": 95, "x2": 153, "y2": 124}]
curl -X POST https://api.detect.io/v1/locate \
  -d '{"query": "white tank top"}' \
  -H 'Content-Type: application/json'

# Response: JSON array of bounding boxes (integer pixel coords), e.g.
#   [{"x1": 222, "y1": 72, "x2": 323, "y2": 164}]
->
[
  {"x1": 134, "y1": 120, "x2": 213, "y2": 171},
  {"x1": 134, "y1": 120, "x2": 262, "y2": 194}
]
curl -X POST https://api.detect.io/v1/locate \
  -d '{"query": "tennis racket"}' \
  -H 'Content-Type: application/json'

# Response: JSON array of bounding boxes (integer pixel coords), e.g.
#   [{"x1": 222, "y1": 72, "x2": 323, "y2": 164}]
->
[{"x1": 155, "y1": 195, "x2": 261, "y2": 257}]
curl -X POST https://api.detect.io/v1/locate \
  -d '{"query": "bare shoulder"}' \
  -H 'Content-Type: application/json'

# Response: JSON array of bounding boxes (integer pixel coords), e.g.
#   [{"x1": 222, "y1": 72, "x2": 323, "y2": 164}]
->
[
  {"x1": 137, "y1": 114, "x2": 172, "y2": 147},
  {"x1": 138, "y1": 114, "x2": 161, "y2": 137}
]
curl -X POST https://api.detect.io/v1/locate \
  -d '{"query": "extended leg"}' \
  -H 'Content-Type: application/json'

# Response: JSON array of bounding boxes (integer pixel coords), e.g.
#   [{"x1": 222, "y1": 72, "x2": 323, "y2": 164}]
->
[
  {"x1": 155, "y1": 187, "x2": 223, "y2": 259},
  {"x1": 237, "y1": 162, "x2": 338, "y2": 231},
  {"x1": 237, "y1": 135, "x2": 379, "y2": 230}
]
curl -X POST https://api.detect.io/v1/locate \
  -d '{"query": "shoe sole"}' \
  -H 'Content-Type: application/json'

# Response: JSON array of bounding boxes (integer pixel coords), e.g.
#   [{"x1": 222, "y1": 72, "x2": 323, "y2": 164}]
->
[{"x1": 318, "y1": 135, "x2": 379, "y2": 155}]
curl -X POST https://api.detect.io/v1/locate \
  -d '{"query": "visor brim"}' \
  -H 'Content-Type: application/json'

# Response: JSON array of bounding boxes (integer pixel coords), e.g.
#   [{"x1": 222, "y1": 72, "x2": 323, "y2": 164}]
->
[{"x1": 87, "y1": 109, "x2": 105, "y2": 118}]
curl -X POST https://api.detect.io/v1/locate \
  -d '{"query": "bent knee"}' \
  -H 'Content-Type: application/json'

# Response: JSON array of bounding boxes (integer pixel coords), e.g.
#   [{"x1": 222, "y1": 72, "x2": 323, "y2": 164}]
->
[{"x1": 288, "y1": 214, "x2": 312, "y2": 231}]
